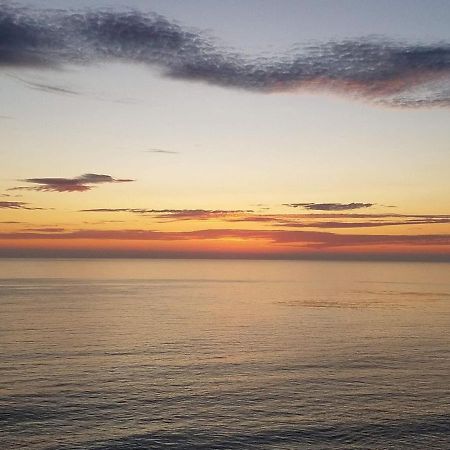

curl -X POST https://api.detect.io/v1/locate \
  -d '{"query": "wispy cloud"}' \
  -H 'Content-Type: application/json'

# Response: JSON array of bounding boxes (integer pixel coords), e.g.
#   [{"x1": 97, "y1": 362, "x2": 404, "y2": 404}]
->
[
  {"x1": 273, "y1": 218, "x2": 450, "y2": 229},
  {"x1": 0, "y1": 201, "x2": 43, "y2": 210},
  {"x1": 7, "y1": 73, "x2": 138, "y2": 103},
  {"x1": 10, "y1": 173, "x2": 134, "y2": 192},
  {"x1": 25, "y1": 227, "x2": 66, "y2": 232},
  {"x1": 7, "y1": 74, "x2": 81, "y2": 95},
  {"x1": 1, "y1": 6, "x2": 449, "y2": 107},
  {"x1": 283, "y1": 202, "x2": 375, "y2": 211},
  {"x1": 83, "y1": 220, "x2": 126, "y2": 225},
  {"x1": 151, "y1": 209, "x2": 254, "y2": 221},
  {"x1": 226, "y1": 213, "x2": 450, "y2": 228},
  {"x1": 81, "y1": 208, "x2": 253, "y2": 220},
  {"x1": 80, "y1": 207, "x2": 450, "y2": 228}
]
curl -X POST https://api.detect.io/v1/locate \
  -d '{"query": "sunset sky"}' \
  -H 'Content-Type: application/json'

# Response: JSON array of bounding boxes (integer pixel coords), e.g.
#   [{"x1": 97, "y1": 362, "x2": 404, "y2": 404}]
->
[{"x1": 1, "y1": 0, "x2": 449, "y2": 260}]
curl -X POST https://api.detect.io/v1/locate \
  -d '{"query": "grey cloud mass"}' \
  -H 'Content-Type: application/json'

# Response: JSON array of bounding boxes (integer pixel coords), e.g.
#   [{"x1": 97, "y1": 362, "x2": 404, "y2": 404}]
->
[{"x1": 0, "y1": 6, "x2": 449, "y2": 107}]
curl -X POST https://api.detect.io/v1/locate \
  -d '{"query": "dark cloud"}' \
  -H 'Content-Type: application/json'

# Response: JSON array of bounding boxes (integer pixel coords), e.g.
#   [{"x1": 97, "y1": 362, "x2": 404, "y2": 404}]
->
[
  {"x1": 11, "y1": 173, "x2": 134, "y2": 192},
  {"x1": 284, "y1": 202, "x2": 375, "y2": 211},
  {"x1": 0, "y1": 200, "x2": 43, "y2": 210},
  {"x1": 1, "y1": 6, "x2": 449, "y2": 107}
]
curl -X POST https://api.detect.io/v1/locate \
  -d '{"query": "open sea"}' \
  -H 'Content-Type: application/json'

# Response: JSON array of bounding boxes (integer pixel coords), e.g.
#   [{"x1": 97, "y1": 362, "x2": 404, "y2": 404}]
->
[{"x1": 1, "y1": 258, "x2": 449, "y2": 449}]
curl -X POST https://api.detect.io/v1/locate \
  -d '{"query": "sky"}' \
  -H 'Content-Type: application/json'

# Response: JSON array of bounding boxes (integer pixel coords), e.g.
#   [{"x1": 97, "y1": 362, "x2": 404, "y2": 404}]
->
[{"x1": 0, "y1": 0, "x2": 449, "y2": 260}]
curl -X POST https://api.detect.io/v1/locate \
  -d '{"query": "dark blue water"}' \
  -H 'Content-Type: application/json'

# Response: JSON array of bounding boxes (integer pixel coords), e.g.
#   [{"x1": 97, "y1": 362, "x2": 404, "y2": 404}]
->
[{"x1": 1, "y1": 259, "x2": 449, "y2": 449}]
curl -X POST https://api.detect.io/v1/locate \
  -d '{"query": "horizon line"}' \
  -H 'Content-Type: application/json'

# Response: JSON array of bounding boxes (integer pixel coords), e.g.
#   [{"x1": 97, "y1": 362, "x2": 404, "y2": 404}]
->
[{"x1": 0, "y1": 252, "x2": 448, "y2": 263}]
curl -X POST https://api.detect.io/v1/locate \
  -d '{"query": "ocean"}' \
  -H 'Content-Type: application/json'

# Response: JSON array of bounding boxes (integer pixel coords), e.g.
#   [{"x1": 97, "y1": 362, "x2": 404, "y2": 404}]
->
[{"x1": 1, "y1": 259, "x2": 449, "y2": 449}]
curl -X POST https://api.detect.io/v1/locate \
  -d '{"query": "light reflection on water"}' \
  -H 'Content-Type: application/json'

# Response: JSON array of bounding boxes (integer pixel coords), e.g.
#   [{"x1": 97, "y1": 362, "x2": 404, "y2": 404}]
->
[{"x1": 1, "y1": 259, "x2": 449, "y2": 449}]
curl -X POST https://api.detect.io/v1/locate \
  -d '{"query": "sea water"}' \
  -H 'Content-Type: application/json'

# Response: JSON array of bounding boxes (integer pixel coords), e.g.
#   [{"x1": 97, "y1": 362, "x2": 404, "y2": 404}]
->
[{"x1": 1, "y1": 259, "x2": 449, "y2": 449}]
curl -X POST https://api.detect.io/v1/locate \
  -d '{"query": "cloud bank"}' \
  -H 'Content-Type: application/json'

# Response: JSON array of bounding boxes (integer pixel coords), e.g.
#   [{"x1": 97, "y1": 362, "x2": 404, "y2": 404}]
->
[
  {"x1": 0, "y1": 227, "x2": 448, "y2": 252},
  {"x1": 1, "y1": 6, "x2": 449, "y2": 107},
  {"x1": 11, "y1": 173, "x2": 134, "y2": 192}
]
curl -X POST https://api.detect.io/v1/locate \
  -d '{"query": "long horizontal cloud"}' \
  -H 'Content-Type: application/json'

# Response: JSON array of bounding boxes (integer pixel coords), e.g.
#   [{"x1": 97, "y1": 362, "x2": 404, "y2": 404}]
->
[
  {"x1": 81, "y1": 207, "x2": 450, "y2": 228},
  {"x1": 0, "y1": 228, "x2": 448, "y2": 250},
  {"x1": 1, "y1": 6, "x2": 449, "y2": 107},
  {"x1": 284, "y1": 202, "x2": 374, "y2": 211},
  {"x1": 81, "y1": 208, "x2": 253, "y2": 220},
  {"x1": 230, "y1": 216, "x2": 450, "y2": 228},
  {"x1": 10, "y1": 173, "x2": 134, "y2": 192},
  {"x1": 275, "y1": 218, "x2": 450, "y2": 229}
]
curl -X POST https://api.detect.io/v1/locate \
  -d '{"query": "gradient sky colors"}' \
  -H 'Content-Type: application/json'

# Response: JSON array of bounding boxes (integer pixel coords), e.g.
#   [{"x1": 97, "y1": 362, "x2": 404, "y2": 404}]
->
[{"x1": 1, "y1": 0, "x2": 449, "y2": 260}]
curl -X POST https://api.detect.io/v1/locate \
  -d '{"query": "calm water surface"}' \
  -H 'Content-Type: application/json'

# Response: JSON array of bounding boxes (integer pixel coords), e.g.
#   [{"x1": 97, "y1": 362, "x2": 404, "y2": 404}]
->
[{"x1": 1, "y1": 259, "x2": 449, "y2": 449}]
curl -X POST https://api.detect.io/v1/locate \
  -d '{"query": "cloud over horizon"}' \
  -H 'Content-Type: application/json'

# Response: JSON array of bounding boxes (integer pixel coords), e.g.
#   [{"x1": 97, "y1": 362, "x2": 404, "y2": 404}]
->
[
  {"x1": 10, "y1": 173, "x2": 134, "y2": 192},
  {"x1": 0, "y1": 227, "x2": 448, "y2": 254},
  {"x1": 1, "y1": 6, "x2": 449, "y2": 107}
]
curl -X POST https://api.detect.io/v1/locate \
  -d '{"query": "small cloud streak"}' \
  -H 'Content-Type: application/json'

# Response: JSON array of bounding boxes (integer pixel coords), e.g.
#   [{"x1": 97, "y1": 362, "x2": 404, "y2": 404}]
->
[
  {"x1": 10, "y1": 173, "x2": 134, "y2": 192},
  {"x1": 26, "y1": 227, "x2": 66, "y2": 232},
  {"x1": 145, "y1": 149, "x2": 179, "y2": 155},
  {"x1": 8, "y1": 74, "x2": 82, "y2": 95},
  {"x1": 0, "y1": 6, "x2": 449, "y2": 107},
  {"x1": 0, "y1": 201, "x2": 43, "y2": 210},
  {"x1": 284, "y1": 202, "x2": 375, "y2": 211}
]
